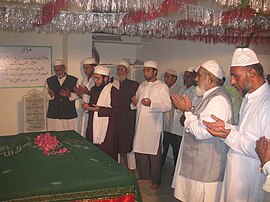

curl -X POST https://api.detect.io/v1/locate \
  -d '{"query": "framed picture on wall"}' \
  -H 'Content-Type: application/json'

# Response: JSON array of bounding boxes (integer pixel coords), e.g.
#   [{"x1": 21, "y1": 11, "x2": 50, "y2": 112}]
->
[{"x1": 0, "y1": 45, "x2": 52, "y2": 88}]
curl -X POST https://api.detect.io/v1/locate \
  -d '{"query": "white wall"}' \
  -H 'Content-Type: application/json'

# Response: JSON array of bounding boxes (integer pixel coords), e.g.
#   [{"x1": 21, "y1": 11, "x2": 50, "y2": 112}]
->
[
  {"x1": 0, "y1": 32, "x2": 92, "y2": 136},
  {"x1": 140, "y1": 39, "x2": 270, "y2": 83},
  {"x1": 95, "y1": 43, "x2": 138, "y2": 64},
  {"x1": 93, "y1": 37, "x2": 142, "y2": 80},
  {"x1": 64, "y1": 34, "x2": 92, "y2": 80}
]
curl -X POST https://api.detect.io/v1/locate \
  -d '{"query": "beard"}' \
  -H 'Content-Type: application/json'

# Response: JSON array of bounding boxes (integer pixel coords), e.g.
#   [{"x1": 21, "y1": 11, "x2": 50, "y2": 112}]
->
[
  {"x1": 237, "y1": 73, "x2": 252, "y2": 97},
  {"x1": 195, "y1": 81, "x2": 206, "y2": 97},
  {"x1": 117, "y1": 75, "x2": 127, "y2": 81},
  {"x1": 240, "y1": 81, "x2": 252, "y2": 97},
  {"x1": 95, "y1": 80, "x2": 106, "y2": 88}
]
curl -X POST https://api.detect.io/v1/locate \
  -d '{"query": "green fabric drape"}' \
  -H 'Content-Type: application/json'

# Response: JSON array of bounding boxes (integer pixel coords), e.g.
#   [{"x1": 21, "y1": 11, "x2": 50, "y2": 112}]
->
[{"x1": 0, "y1": 130, "x2": 142, "y2": 202}]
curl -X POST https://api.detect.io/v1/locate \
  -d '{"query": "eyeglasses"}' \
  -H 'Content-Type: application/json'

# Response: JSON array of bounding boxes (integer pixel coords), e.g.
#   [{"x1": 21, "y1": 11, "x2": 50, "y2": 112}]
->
[
  {"x1": 93, "y1": 76, "x2": 103, "y2": 80},
  {"x1": 117, "y1": 67, "x2": 127, "y2": 71}
]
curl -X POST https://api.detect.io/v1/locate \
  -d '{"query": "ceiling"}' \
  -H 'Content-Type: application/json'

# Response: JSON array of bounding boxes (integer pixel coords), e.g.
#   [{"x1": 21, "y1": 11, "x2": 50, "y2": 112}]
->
[{"x1": 0, "y1": 0, "x2": 269, "y2": 45}]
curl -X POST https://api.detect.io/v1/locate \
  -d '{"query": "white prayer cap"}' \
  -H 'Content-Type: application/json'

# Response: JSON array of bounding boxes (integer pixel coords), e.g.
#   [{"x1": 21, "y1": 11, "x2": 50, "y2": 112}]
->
[
  {"x1": 83, "y1": 57, "x2": 96, "y2": 65},
  {"x1": 118, "y1": 60, "x2": 129, "y2": 68},
  {"x1": 53, "y1": 59, "x2": 64, "y2": 66},
  {"x1": 94, "y1": 65, "x2": 110, "y2": 76},
  {"x1": 185, "y1": 66, "x2": 195, "y2": 73},
  {"x1": 231, "y1": 48, "x2": 260, "y2": 67},
  {"x1": 194, "y1": 66, "x2": 200, "y2": 72},
  {"x1": 144, "y1": 60, "x2": 158, "y2": 69},
  {"x1": 201, "y1": 60, "x2": 224, "y2": 79},
  {"x1": 165, "y1": 69, "x2": 177, "y2": 76}
]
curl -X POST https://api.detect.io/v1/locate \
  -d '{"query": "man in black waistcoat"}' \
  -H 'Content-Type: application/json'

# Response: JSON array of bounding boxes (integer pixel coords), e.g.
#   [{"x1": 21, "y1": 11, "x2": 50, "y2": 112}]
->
[{"x1": 43, "y1": 59, "x2": 79, "y2": 131}]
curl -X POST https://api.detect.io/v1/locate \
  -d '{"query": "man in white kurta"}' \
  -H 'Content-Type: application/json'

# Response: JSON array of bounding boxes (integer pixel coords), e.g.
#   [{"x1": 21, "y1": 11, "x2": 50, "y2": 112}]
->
[
  {"x1": 162, "y1": 69, "x2": 183, "y2": 167},
  {"x1": 132, "y1": 60, "x2": 171, "y2": 190},
  {"x1": 74, "y1": 57, "x2": 96, "y2": 137},
  {"x1": 203, "y1": 48, "x2": 270, "y2": 202},
  {"x1": 44, "y1": 59, "x2": 79, "y2": 132},
  {"x1": 171, "y1": 60, "x2": 233, "y2": 202}
]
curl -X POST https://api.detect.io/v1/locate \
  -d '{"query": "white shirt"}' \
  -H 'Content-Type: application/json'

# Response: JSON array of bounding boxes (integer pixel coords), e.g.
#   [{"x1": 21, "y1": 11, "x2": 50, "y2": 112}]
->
[
  {"x1": 262, "y1": 161, "x2": 270, "y2": 192},
  {"x1": 185, "y1": 86, "x2": 232, "y2": 140},
  {"x1": 163, "y1": 83, "x2": 183, "y2": 135},
  {"x1": 174, "y1": 86, "x2": 233, "y2": 202},
  {"x1": 78, "y1": 76, "x2": 94, "y2": 137},
  {"x1": 81, "y1": 76, "x2": 94, "y2": 103},
  {"x1": 221, "y1": 82, "x2": 270, "y2": 202},
  {"x1": 133, "y1": 80, "x2": 171, "y2": 155}
]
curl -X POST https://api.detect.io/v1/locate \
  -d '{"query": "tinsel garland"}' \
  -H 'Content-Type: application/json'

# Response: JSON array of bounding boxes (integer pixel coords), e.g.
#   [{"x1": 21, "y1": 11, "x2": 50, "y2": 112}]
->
[
  {"x1": 0, "y1": 0, "x2": 164, "y2": 12},
  {"x1": 1, "y1": 0, "x2": 269, "y2": 14},
  {"x1": 0, "y1": 2, "x2": 269, "y2": 45},
  {"x1": 36, "y1": 0, "x2": 67, "y2": 26},
  {"x1": 122, "y1": 0, "x2": 191, "y2": 24},
  {"x1": 215, "y1": 0, "x2": 270, "y2": 14}
]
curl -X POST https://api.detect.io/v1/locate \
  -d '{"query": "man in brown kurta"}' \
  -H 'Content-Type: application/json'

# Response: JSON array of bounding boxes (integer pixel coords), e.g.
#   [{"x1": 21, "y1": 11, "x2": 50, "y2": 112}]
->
[
  {"x1": 83, "y1": 65, "x2": 120, "y2": 161},
  {"x1": 113, "y1": 61, "x2": 140, "y2": 170}
]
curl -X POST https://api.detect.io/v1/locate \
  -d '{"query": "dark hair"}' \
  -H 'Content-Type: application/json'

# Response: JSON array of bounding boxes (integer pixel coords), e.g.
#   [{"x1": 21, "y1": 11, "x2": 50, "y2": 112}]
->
[{"x1": 246, "y1": 63, "x2": 264, "y2": 77}]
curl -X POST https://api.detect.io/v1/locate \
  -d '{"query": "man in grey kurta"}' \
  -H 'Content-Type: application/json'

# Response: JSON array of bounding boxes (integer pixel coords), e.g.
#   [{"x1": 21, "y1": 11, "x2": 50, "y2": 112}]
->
[{"x1": 171, "y1": 60, "x2": 234, "y2": 202}]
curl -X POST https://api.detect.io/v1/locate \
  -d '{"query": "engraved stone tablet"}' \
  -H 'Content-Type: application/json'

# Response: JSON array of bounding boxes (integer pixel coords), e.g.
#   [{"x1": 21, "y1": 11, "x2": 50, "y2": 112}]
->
[{"x1": 23, "y1": 89, "x2": 46, "y2": 132}]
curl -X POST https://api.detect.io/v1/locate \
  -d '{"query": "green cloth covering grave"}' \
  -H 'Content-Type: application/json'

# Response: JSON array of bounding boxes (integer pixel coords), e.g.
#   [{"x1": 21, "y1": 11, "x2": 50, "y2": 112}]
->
[{"x1": 0, "y1": 130, "x2": 142, "y2": 202}]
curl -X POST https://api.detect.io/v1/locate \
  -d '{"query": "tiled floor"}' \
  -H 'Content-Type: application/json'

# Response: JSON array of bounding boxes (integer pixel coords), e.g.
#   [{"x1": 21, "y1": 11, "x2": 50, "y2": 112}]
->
[{"x1": 137, "y1": 162, "x2": 179, "y2": 202}]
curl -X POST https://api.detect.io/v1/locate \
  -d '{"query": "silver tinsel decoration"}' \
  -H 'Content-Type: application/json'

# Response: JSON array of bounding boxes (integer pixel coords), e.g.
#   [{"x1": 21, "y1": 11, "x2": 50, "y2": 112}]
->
[
  {"x1": 0, "y1": 0, "x2": 269, "y2": 44},
  {"x1": 215, "y1": 0, "x2": 270, "y2": 14},
  {"x1": 0, "y1": 0, "x2": 163, "y2": 12}
]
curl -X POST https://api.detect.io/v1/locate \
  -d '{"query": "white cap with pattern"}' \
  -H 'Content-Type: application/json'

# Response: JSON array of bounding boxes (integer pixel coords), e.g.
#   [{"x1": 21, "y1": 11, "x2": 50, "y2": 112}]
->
[
  {"x1": 186, "y1": 66, "x2": 195, "y2": 73},
  {"x1": 231, "y1": 48, "x2": 260, "y2": 67},
  {"x1": 83, "y1": 57, "x2": 96, "y2": 65},
  {"x1": 194, "y1": 66, "x2": 200, "y2": 72},
  {"x1": 94, "y1": 65, "x2": 110, "y2": 76},
  {"x1": 118, "y1": 60, "x2": 129, "y2": 68},
  {"x1": 165, "y1": 69, "x2": 177, "y2": 76},
  {"x1": 53, "y1": 59, "x2": 64, "y2": 66},
  {"x1": 144, "y1": 60, "x2": 158, "y2": 69},
  {"x1": 201, "y1": 60, "x2": 224, "y2": 79}
]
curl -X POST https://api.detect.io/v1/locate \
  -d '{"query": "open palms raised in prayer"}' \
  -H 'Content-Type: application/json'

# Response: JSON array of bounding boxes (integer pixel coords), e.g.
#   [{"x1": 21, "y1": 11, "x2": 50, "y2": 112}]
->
[
  {"x1": 202, "y1": 114, "x2": 231, "y2": 139},
  {"x1": 79, "y1": 85, "x2": 91, "y2": 95},
  {"x1": 141, "y1": 98, "x2": 151, "y2": 106},
  {"x1": 82, "y1": 103, "x2": 99, "y2": 112},
  {"x1": 131, "y1": 96, "x2": 138, "y2": 106},
  {"x1": 60, "y1": 88, "x2": 71, "y2": 97},
  {"x1": 256, "y1": 136, "x2": 270, "y2": 166},
  {"x1": 171, "y1": 94, "x2": 192, "y2": 112}
]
